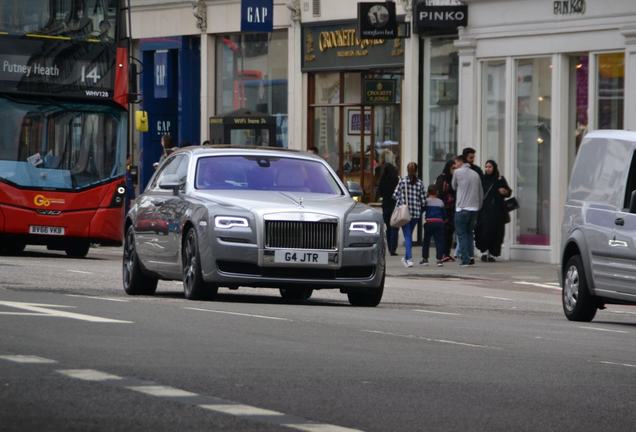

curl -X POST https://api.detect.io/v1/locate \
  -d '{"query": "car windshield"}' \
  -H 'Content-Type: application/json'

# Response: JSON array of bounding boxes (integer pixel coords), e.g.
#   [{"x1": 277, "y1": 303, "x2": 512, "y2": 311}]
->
[
  {"x1": 0, "y1": 96, "x2": 126, "y2": 190},
  {"x1": 195, "y1": 155, "x2": 344, "y2": 195}
]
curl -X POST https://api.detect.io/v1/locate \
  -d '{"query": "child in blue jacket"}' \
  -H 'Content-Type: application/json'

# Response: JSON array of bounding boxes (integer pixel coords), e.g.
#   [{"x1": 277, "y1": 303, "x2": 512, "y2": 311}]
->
[{"x1": 421, "y1": 184, "x2": 447, "y2": 267}]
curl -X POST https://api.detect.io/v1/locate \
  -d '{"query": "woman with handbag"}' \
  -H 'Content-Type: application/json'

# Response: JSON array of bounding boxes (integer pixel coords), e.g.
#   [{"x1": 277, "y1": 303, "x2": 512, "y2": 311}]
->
[
  {"x1": 392, "y1": 162, "x2": 426, "y2": 268},
  {"x1": 475, "y1": 160, "x2": 512, "y2": 262}
]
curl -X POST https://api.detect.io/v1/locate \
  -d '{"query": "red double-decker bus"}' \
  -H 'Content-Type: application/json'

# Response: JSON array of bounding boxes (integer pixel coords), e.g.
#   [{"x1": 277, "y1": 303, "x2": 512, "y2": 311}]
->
[{"x1": 0, "y1": 0, "x2": 130, "y2": 257}]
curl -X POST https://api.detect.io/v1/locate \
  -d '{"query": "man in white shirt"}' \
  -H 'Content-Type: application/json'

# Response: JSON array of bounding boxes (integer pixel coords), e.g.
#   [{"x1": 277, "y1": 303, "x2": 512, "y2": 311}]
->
[{"x1": 452, "y1": 155, "x2": 483, "y2": 266}]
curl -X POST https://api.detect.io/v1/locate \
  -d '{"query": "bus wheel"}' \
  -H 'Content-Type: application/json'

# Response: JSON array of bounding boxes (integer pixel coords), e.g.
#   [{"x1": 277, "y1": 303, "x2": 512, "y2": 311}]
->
[
  {"x1": 1, "y1": 240, "x2": 26, "y2": 255},
  {"x1": 65, "y1": 242, "x2": 90, "y2": 258}
]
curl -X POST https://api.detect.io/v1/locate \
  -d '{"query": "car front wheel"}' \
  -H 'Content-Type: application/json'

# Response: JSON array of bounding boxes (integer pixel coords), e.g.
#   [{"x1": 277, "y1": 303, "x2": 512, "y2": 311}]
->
[
  {"x1": 183, "y1": 228, "x2": 218, "y2": 300},
  {"x1": 347, "y1": 268, "x2": 385, "y2": 307},
  {"x1": 562, "y1": 255, "x2": 597, "y2": 322},
  {"x1": 123, "y1": 226, "x2": 158, "y2": 295}
]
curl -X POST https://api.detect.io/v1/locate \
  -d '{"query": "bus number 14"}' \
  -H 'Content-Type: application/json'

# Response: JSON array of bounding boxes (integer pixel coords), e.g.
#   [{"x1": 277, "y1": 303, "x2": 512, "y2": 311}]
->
[{"x1": 81, "y1": 66, "x2": 101, "y2": 84}]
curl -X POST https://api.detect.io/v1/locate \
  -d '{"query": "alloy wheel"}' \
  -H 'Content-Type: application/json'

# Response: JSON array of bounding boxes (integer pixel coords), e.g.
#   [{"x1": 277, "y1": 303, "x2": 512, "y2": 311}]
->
[
  {"x1": 123, "y1": 230, "x2": 135, "y2": 288},
  {"x1": 183, "y1": 233, "x2": 197, "y2": 294},
  {"x1": 563, "y1": 265, "x2": 579, "y2": 312}
]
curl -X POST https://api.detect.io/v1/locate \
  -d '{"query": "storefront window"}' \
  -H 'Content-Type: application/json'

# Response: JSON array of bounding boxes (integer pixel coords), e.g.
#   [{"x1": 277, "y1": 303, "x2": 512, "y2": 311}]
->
[
  {"x1": 309, "y1": 71, "x2": 402, "y2": 202},
  {"x1": 597, "y1": 52, "x2": 624, "y2": 130},
  {"x1": 481, "y1": 60, "x2": 506, "y2": 170},
  {"x1": 427, "y1": 39, "x2": 459, "y2": 185},
  {"x1": 515, "y1": 58, "x2": 551, "y2": 246},
  {"x1": 216, "y1": 31, "x2": 288, "y2": 147}
]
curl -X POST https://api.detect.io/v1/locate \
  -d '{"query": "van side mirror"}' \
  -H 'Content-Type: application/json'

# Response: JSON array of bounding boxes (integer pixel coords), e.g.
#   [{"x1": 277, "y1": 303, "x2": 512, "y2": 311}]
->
[{"x1": 630, "y1": 190, "x2": 636, "y2": 213}]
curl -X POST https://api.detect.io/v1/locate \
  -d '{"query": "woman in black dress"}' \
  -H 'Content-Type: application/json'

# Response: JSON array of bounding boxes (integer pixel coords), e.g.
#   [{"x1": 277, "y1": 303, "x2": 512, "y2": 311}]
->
[{"x1": 475, "y1": 160, "x2": 512, "y2": 262}]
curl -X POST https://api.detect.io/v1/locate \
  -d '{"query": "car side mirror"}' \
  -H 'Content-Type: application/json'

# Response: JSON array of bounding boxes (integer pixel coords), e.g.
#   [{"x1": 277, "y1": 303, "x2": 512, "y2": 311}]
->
[
  {"x1": 630, "y1": 190, "x2": 636, "y2": 213},
  {"x1": 159, "y1": 174, "x2": 185, "y2": 194}
]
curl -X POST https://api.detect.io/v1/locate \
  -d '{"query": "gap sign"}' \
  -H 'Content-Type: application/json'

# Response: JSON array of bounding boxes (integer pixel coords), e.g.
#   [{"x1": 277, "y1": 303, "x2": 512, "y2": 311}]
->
[{"x1": 241, "y1": 0, "x2": 273, "y2": 33}]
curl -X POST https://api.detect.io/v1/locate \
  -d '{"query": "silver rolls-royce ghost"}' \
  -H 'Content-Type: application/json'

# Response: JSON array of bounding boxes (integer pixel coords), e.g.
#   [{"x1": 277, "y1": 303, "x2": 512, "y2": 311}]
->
[{"x1": 123, "y1": 146, "x2": 385, "y2": 306}]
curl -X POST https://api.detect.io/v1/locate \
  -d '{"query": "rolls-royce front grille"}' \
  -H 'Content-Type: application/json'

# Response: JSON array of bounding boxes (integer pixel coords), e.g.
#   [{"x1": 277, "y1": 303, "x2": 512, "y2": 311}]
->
[{"x1": 265, "y1": 221, "x2": 337, "y2": 250}]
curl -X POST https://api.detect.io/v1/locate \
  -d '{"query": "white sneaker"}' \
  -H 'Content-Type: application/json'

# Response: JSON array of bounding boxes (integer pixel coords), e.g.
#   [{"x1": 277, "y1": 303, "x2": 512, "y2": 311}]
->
[
  {"x1": 401, "y1": 257, "x2": 409, "y2": 268},
  {"x1": 406, "y1": 259, "x2": 414, "y2": 268}
]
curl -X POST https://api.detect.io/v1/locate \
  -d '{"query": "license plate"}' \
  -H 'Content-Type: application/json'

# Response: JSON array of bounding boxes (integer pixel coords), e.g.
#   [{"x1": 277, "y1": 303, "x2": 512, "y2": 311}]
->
[
  {"x1": 29, "y1": 225, "x2": 65, "y2": 236},
  {"x1": 274, "y1": 250, "x2": 328, "y2": 265}
]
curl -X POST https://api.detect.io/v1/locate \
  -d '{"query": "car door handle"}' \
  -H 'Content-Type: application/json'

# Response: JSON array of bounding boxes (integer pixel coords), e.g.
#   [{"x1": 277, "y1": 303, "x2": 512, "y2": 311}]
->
[{"x1": 615, "y1": 217, "x2": 625, "y2": 226}]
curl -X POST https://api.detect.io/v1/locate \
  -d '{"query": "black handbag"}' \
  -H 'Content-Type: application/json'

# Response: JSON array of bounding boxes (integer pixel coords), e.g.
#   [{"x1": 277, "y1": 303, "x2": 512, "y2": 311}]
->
[{"x1": 505, "y1": 197, "x2": 519, "y2": 212}]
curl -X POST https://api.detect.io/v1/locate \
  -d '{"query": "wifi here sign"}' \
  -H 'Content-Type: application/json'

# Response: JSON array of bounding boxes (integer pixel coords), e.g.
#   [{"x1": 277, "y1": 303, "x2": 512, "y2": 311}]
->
[{"x1": 241, "y1": 0, "x2": 273, "y2": 32}]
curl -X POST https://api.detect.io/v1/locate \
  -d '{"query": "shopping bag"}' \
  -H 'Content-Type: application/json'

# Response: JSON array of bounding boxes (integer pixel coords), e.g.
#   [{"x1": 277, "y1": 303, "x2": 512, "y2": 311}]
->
[
  {"x1": 390, "y1": 204, "x2": 411, "y2": 227},
  {"x1": 505, "y1": 197, "x2": 519, "y2": 212}
]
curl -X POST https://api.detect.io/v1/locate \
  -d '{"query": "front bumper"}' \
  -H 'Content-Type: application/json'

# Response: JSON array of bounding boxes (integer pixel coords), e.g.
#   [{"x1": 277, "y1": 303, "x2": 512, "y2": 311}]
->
[{"x1": 200, "y1": 237, "x2": 384, "y2": 289}]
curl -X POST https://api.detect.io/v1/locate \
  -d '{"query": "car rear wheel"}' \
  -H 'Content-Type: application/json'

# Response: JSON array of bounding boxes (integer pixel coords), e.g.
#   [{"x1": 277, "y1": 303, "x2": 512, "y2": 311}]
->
[
  {"x1": 65, "y1": 241, "x2": 90, "y2": 258},
  {"x1": 347, "y1": 268, "x2": 385, "y2": 307},
  {"x1": 279, "y1": 288, "x2": 313, "y2": 301},
  {"x1": 183, "y1": 228, "x2": 218, "y2": 300},
  {"x1": 123, "y1": 226, "x2": 158, "y2": 295},
  {"x1": 562, "y1": 255, "x2": 597, "y2": 322}
]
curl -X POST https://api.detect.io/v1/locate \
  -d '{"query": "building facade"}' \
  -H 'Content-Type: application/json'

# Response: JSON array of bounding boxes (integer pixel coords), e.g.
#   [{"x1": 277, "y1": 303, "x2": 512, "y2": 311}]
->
[
  {"x1": 459, "y1": 0, "x2": 636, "y2": 263},
  {"x1": 129, "y1": 0, "x2": 636, "y2": 263}
]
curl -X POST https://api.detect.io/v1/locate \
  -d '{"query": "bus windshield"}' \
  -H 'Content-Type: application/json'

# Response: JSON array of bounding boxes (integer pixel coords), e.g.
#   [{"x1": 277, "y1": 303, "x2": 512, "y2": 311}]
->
[
  {"x1": 0, "y1": 96, "x2": 126, "y2": 190},
  {"x1": 0, "y1": 0, "x2": 118, "y2": 41}
]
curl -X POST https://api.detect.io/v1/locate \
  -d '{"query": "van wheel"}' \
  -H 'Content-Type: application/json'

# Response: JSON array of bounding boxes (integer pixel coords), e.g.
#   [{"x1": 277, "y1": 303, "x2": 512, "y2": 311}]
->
[
  {"x1": 279, "y1": 288, "x2": 313, "y2": 301},
  {"x1": 562, "y1": 255, "x2": 597, "y2": 322},
  {"x1": 347, "y1": 269, "x2": 385, "y2": 307},
  {"x1": 123, "y1": 226, "x2": 158, "y2": 295},
  {"x1": 183, "y1": 228, "x2": 218, "y2": 300}
]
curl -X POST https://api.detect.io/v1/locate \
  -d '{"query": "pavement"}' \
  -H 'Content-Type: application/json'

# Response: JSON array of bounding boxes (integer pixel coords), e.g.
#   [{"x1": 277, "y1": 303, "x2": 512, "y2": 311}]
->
[{"x1": 386, "y1": 245, "x2": 561, "y2": 285}]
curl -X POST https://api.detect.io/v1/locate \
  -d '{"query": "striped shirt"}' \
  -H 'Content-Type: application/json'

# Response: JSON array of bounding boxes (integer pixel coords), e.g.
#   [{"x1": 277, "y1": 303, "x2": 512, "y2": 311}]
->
[{"x1": 392, "y1": 176, "x2": 426, "y2": 218}]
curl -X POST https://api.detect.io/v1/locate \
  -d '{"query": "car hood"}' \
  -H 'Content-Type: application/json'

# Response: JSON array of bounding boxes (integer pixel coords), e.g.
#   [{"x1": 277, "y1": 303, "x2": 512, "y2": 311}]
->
[{"x1": 194, "y1": 190, "x2": 357, "y2": 217}]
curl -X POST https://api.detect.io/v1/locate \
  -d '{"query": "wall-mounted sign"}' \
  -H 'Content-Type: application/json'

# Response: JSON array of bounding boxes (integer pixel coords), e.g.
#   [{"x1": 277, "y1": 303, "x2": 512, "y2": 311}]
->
[
  {"x1": 154, "y1": 50, "x2": 169, "y2": 98},
  {"x1": 413, "y1": 2, "x2": 468, "y2": 34},
  {"x1": 302, "y1": 21, "x2": 404, "y2": 72},
  {"x1": 553, "y1": 0, "x2": 585, "y2": 15},
  {"x1": 363, "y1": 79, "x2": 396, "y2": 105},
  {"x1": 241, "y1": 0, "x2": 273, "y2": 32},
  {"x1": 358, "y1": 2, "x2": 397, "y2": 39}
]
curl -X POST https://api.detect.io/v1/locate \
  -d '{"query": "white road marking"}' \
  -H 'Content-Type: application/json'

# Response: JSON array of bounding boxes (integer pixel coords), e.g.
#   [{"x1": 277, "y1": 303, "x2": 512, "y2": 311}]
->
[
  {"x1": 483, "y1": 296, "x2": 513, "y2": 301},
  {"x1": 0, "y1": 301, "x2": 132, "y2": 323},
  {"x1": 362, "y1": 329, "x2": 499, "y2": 350},
  {"x1": 609, "y1": 310, "x2": 636, "y2": 316},
  {"x1": 185, "y1": 307, "x2": 292, "y2": 322},
  {"x1": 579, "y1": 326, "x2": 629, "y2": 334},
  {"x1": 200, "y1": 404, "x2": 285, "y2": 416},
  {"x1": 284, "y1": 423, "x2": 365, "y2": 432},
  {"x1": 127, "y1": 385, "x2": 197, "y2": 397},
  {"x1": 67, "y1": 270, "x2": 93, "y2": 275},
  {"x1": 599, "y1": 361, "x2": 636, "y2": 369},
  {"x1": 513, "y1": 281, "x2": 561, "y2": 290},
  {"x1": 58, "y1": 369, "x2": 123, "y2": 382},
  {"x1": 66, "y1": 294, "x2": 129, "y2": 303},
  {"x1": 0, "y1": 355, "x2": 57, "y2": 364},
  {"x1": 413, "y1": 309, "x2": 461, "y2": 316}
]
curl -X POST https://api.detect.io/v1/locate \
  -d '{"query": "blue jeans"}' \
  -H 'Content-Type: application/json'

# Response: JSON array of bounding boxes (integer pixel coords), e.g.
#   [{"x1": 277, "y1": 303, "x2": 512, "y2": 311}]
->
[
  {"x1": 455, "y1": 210, "x2": 478, "y2": 265},
  {"x1": 422, "y1": 222, "x2": 445, "y2": 261},
  {"x1": 401, "y1": 218, "x2": 419, "y2": 260},
  {"x1": 382, "y1": 206, "x2": 399, "y2": 254}
]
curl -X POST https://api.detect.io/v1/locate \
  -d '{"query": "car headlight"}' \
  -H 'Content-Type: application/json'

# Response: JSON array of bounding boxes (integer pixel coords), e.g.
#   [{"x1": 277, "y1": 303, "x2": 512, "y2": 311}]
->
[
  {"x1": 349, "y1": 222, "x2": 379, "y2": 234},
  {"x1": 214, "y1": 216, "x2": 249, "y2": 229}
]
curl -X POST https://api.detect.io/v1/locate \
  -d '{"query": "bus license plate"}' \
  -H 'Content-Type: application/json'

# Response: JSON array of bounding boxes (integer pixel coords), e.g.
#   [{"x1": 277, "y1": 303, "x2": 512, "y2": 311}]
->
[
  {"x1": 29, "y1": 226, "x2": 65, "y2": 236},
  {"x1": 274, "y1": 250, "x2": 328, "y2": 265}
]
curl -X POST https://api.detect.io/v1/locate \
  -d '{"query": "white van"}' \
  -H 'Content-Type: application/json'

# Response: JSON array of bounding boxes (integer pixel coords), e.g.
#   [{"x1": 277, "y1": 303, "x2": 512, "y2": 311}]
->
[{"x1": 561, "y1": 130, "x2": 636, "y2": 321}]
